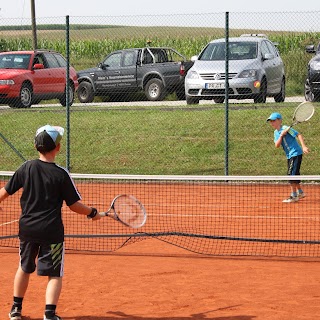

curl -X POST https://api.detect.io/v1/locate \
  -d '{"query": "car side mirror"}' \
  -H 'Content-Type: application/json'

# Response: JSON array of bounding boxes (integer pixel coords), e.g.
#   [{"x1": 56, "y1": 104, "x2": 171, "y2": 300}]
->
[
  {"x1": 191, "y1": 55, "x2": 198, "y2": 62},
  {"x1": 98, "y1": 62, "x2": 107, "y2": 69},
  {"x1": 262, "y1": 53, "x2": 274, "y2": 60},
  {"x1": 33, "y1": 63, "x2": 44, "y2": 69}
]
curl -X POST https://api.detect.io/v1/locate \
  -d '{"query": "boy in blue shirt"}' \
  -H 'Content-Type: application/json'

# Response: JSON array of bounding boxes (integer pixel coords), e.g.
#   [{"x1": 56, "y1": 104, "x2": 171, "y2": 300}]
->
[{"x1": 267, "y1": 112, "x2": 310, "y2": 202}]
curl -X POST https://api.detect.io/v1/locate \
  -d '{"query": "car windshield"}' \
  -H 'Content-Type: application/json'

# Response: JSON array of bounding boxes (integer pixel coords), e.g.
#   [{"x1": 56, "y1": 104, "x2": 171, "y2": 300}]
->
[
  {"x1": 0, "y1": 54, "x2": 31, "y2": 69},
  {"x1": 199, "y1": 42, "x2": 258, "y2": 61}
]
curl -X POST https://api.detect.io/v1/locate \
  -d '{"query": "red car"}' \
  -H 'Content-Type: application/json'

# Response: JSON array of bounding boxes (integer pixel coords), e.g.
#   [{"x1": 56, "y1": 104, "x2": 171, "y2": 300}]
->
[{"x1": 0, "y1": 50, "x2": 78, "y2": 108}]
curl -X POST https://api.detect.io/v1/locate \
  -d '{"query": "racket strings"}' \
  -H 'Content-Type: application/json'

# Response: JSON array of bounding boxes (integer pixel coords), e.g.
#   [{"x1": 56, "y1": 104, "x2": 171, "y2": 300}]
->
[
  {"x1": 113, "y1": 196, "x2": 146, "y2": 227},
  {"x1": 294, "y1": 103, "x2": 314, "y2": 122}
]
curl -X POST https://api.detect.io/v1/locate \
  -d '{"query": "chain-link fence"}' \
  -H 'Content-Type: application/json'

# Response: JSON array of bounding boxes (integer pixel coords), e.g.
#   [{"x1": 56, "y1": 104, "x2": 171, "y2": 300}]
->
[{"x1": 1, "y1": 12, "x2": 320, "y2": 175}]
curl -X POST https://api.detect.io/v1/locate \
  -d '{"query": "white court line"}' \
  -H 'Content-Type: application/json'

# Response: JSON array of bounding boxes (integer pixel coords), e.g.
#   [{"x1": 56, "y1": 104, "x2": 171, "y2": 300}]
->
[
  {"x1": 89, "y1": 202, "x2": 320, "y2": 210},
  {"x1": 0, "y1": 219, "x2": 19, "y2": 226},
  {"x1": 145, "y1": 213, "x2": 320, "y2": 220}
]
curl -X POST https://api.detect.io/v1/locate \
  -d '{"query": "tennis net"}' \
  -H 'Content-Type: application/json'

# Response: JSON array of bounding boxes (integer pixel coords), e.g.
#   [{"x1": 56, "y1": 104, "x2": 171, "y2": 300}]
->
[{"x1": 1, "y1": 172, "x2": 320, "y2": 257}]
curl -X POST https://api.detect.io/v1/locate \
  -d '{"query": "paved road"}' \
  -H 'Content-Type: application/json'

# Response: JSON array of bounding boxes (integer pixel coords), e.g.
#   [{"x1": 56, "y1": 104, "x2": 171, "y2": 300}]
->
[{"x1": 0, "y1": 96, "x2": 304, "y2": 110}]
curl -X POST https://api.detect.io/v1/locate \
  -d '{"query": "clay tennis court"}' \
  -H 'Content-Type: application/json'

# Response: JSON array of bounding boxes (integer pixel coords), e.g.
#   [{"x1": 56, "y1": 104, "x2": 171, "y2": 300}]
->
[
  {"x1": 1, "y1": 178, "x2": 320, "y2": 319},
  {"x1": 1, "y1": 243, "x2": 320, "y2": 319}
]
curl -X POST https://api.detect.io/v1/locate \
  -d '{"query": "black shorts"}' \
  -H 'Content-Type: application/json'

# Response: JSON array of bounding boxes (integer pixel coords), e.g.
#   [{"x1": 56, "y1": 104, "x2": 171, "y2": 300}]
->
[
  {"x1": 19, "y1": 240, "x2": 65, "y2": 277},
  {"x1": 287, "y1": 155, "x2": 302, "y2": 184}
]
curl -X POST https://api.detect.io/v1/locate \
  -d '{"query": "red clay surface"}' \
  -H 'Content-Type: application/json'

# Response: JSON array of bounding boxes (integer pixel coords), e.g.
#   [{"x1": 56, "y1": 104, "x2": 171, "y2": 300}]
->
[
  {"x1": 1, "y1": 241, "x2": 320, "y2": 320},
  {"x1": 1, "y1": 181, "x2": 320, "y2": 319}
]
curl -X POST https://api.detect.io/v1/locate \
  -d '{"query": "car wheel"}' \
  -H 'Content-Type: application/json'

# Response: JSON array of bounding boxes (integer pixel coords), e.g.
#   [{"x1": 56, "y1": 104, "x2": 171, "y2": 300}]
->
[
  {"x1": 274, "y1": 78, "x2": 285, "y2": 103},
  {"x1": 254, "y1": 80, "x2": 267, "y2": 103},
  {"x1": 60, "y1": 83, "x2": 75, "y2": 107},
  {"x1": 77, "y1": 81, "x2": 95, "y2": 103},
  {"x1": 213, "y1": 97, "x2": 225, "y2": 104},
  {"x1": 9, "y1": 83, "x2": 33, "y2": 108},
  {"x1": 145, "y1": 78, "x2": 165, "y2": 101},
  {"x1": 186, "y1": 96, "x2": 200, "y2": 105}
]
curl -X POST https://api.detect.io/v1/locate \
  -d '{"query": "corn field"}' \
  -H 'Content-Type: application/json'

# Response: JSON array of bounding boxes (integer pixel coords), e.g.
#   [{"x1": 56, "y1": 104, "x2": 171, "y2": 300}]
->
[{"x1": 0, "y1": 23, "x2": 320, "y2": 96}]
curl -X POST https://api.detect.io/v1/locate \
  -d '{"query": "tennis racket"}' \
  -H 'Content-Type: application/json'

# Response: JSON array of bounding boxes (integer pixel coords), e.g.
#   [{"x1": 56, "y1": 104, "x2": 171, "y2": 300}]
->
[
  {"x1": 99, "y1": 194, "x2": 147, "y2": 228},
  {"x1": 289, "y1": 101, "x2": 315, "y2": 128}
]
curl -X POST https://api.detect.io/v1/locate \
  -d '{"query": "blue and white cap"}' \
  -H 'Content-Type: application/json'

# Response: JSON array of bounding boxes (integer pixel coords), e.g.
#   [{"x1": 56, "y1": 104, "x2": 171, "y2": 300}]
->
[{"x1": 34, "y1": 124, "x2": 64, "y2": 153}]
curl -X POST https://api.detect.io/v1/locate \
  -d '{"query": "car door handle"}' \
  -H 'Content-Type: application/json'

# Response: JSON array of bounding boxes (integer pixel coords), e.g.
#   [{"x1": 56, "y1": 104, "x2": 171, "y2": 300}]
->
[{"x1": 113, "y1": 71, "x2": 121, "y2": 74}]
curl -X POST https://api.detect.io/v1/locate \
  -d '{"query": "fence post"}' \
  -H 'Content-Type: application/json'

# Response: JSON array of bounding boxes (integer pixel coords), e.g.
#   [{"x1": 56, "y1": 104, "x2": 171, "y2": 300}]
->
[
  {"x1": 224, "y1": 12, "x2": 229, "y2": 176},
  {"x1": 65, "y1": 15, "x2": 70, "y2": 171}
]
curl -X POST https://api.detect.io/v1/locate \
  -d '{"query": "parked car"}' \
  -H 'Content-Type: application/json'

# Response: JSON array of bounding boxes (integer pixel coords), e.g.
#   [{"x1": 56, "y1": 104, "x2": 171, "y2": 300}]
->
[
  {"x1": 0, "y1": 50, "x2": 78, "y2": 108},
  {"x1": 185, "y1": 34, "x2": 286, "y2": 104},
  {"x1": 76, "y1": 47, "x2": 193, "y2": 103},
  {"x1": 305, "y1": 43, "x2": 320, "y2": 102}
]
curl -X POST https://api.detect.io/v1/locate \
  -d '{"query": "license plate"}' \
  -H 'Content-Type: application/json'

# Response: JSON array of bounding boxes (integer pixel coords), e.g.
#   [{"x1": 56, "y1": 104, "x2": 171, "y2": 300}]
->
[{"x1": 205, "y1": 83, "x2": 225, "y2": 89}]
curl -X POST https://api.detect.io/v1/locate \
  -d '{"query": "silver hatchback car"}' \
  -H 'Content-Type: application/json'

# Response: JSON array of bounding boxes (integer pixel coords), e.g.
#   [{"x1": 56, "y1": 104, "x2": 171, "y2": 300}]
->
[{"x1": 185, "y1": 34, "x2": 285, "y2": 104}]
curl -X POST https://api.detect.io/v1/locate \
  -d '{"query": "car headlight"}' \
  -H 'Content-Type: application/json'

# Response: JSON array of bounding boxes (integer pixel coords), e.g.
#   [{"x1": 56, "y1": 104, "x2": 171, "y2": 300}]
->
[
  {"x1": 238, "y1": 70, "x2": 257, "y2": 78},
  {"x1": 187, "y1": 70, "x2": 199, "y2": 79},
  {"x1": 310, "y1": 60, "x2": 320, "y2": 71},
  {"x1": 0, "y1": 80, "x2": 15, "y2": 85}
]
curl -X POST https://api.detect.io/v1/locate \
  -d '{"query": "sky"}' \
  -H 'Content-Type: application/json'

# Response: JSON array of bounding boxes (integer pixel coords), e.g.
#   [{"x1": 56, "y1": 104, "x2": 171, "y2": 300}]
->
[{"x1": 1, "y1": 0, "x2": 320, "y2": 18}]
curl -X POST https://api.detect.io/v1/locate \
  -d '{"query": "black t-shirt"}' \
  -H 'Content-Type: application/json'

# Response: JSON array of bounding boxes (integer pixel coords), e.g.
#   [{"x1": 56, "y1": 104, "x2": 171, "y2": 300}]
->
[{"x1": 5, "y1": 159, "x2": 81, "y2": 244}]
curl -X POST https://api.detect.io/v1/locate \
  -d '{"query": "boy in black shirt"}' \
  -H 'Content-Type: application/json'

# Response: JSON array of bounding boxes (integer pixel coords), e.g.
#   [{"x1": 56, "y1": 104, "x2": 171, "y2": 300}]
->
[{"x1": 0, "y1": 125, "x2": 100, "y2": 320}]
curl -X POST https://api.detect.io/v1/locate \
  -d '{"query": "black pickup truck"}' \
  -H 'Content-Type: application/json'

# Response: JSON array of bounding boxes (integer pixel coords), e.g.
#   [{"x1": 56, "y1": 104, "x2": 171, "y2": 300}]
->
[{"x1": 76, "y1": 47, "x2": 193, "y2": 102}]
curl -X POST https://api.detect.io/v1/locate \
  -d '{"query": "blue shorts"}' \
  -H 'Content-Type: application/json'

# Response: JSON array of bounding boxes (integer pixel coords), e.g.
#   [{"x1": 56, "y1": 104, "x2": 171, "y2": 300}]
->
[
  {"x1": 19, "y1": 240, "x2": 65, "y2": 277},
  {"x1": 287, "y1": 155, "x2": 302, "y2": 184}
]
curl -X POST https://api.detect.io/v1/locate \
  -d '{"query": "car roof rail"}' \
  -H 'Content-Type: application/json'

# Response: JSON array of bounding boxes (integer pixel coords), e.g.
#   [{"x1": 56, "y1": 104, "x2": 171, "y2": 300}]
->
[{"x1": 240, "y1": 33, "x2": 268, "y2": 38}]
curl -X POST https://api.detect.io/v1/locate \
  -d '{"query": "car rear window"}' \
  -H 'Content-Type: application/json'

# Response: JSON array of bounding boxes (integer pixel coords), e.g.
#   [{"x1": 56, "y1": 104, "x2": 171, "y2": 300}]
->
[
  {"x1": 43, "y1": 53, "x2": 60, "y2": 68},
  {"x1": 54, "y1": 53, "x2": 67, "y2": 67}
]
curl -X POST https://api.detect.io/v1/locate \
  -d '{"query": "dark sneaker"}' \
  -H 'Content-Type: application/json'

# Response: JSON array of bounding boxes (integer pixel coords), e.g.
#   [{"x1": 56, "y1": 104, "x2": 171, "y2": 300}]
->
[{"x1": 9, "y1": 307, "x2": 22, "y2": 320}]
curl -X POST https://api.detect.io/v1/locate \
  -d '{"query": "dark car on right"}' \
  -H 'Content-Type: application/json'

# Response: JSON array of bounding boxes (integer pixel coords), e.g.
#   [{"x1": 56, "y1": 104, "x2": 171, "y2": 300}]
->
[{"x1": 305, "y1": 43, "x2": 320, "y2": 102}]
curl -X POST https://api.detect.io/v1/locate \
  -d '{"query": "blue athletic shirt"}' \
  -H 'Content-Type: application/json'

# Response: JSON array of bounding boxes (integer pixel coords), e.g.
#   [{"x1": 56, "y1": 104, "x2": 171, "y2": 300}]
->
[{"x1": 274, "y1": 125, "x2": 302, "y2": 159}]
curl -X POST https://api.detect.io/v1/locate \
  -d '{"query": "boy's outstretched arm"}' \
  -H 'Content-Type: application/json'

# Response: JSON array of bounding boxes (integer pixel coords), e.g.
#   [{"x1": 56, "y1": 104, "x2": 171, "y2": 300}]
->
[
  {"x1": 297, "y1": 133, "x2": 310, "y2": 154},
  {"x1": 69, "y1": 201, "x2": 101, "y2": 220}
]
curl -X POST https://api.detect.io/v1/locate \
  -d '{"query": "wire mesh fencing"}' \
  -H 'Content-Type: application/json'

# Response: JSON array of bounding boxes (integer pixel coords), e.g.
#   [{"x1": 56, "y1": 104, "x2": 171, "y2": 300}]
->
[{"x1": 0, "y1": 12, "x2": 320, "y2": 176}]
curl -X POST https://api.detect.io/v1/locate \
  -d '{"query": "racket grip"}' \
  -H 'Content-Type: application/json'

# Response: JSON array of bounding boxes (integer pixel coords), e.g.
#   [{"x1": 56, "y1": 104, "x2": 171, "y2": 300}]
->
[
  {"x1": 100, "y1": 211, "x2": 118, "y2": 221},
  {"x1": 99, "y1": 212, "x2": 108, "y2": 217}
]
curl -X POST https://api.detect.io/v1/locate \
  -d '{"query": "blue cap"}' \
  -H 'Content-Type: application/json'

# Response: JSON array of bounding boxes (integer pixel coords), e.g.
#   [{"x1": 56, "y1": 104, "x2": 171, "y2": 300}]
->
[{"x1": 267, "y1": 112, "x2": 282, "y2": 121}]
